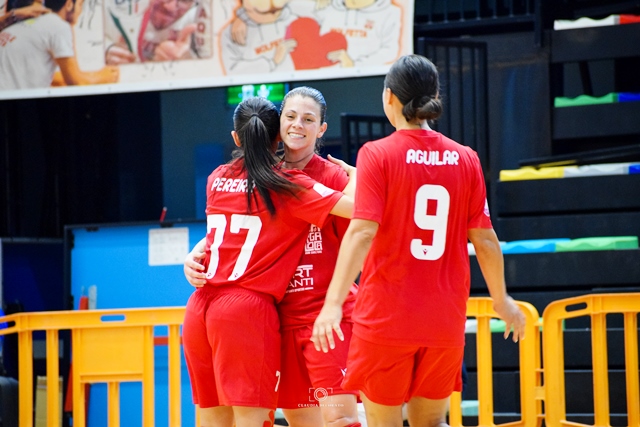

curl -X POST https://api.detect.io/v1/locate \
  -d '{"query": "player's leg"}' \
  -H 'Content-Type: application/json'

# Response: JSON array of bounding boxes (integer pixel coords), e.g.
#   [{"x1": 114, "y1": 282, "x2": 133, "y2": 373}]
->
[
  {"x1": 340, "y1": 335, "x2": 416, "y2": 427},
  {"x1": 183, "y1": 291, "x2": 229, "y2": 425},
  {"x1": 303, "y1": 322, "x2": 360, "y2": 427},
  {"x1": 282, "y1": 407, "x2": 324, "y2": 427},
  {"x1": 360, "y1": 393, "x2": 403, "y2": 427},
  {"x1": 208, "y1": 288, "x2": 281, "y2": 408},
  {"x1": 405, "y1": 347, "x2": 464, "y2": 427},
  {"x1": 199, "y1": 406, "x2": 235, "y2": 427},
  {"x1": 279, "y1": 327, "x2": 324, "y2": 427},
  {"x1": 319, "y1": 393, "x2": 359, "y2": 427},
  {"x1": 233, "y1": 407, "x2": 278, "y2": 427},
  {"x1": 405, "y1": 397, "x2": 449, "y2": 427}
]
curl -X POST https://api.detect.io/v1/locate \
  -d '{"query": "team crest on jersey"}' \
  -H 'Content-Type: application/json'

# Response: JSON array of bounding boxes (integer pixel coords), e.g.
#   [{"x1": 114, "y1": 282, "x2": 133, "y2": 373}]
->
[{"x1": 305, "y1": 225, "x2": 323, "y2": 254}]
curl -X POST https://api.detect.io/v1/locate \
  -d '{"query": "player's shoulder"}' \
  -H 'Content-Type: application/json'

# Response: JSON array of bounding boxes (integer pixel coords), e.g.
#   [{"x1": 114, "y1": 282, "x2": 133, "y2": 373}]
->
[
  {"x1": 308, "y1": 154, "x2": 349, "y2": 187},
  {"x1": 315, "y1": 154, "x2": 347, "y2": 174}
]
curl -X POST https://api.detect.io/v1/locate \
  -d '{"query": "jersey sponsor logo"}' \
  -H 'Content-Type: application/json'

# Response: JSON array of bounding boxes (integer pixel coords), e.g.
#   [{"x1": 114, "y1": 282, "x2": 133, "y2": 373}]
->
[
  {"x1": 406, "y1": 149, "x2": 459, "y2": 166},
  {"x1": 210, "y1": 177, "x2": 249, "y2": 193},
  {"x1": 286, "y1": 264, "x2": 314, "y2": 293},
  {"x1": 483, "y1": 199, "x2": 491, "y2": 217},
  {"x1": 305, "y1": 224, "x2": 323, "y2": 254},
  {"x1": 312, "y1": 182, "x2": 335, "y2": 197}
]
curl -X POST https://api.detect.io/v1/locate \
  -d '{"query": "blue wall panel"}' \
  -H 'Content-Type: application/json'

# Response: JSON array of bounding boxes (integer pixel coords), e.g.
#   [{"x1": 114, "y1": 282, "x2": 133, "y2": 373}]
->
[{"x1": 67, "y1": 221, "x2": 206, "y2": 427}]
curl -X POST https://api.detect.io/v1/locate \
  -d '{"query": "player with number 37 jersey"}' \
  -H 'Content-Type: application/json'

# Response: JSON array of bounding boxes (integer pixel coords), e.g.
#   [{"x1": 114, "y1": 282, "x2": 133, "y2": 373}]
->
[
  {"x1": 201, "y1": 162, "x2": 342, "y2": 301},
  {"x1": 182, "y1": 97, "x2": 353, "y2": 418}
]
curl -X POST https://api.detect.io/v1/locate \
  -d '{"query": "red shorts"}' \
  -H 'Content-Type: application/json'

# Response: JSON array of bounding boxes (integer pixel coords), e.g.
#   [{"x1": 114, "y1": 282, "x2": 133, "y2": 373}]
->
[
  {"x1": 278, "y1": 323, "x2": 358, "y2": 409},
  {"x1": 182, "y1": 286, "x2": 281, "y2": 408},
  {"x1": 343, "y1": 334, "x2": 463, "y2": 406}
]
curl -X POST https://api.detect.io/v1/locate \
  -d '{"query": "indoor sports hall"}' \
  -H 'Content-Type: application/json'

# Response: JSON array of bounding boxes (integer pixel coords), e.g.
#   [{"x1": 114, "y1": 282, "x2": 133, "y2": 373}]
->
[{"x1": 0, "y1": 0, "x2": 639, "y2": 426}]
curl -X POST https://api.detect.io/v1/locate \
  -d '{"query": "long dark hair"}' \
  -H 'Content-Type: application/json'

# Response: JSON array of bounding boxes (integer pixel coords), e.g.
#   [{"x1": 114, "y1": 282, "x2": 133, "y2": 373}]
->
[
  {"x1": 384, "y1": 54, "x2": 443, "y2": 123},
  {"x1": 231, "y1": 97, "x2": 297, "y2": 214}
]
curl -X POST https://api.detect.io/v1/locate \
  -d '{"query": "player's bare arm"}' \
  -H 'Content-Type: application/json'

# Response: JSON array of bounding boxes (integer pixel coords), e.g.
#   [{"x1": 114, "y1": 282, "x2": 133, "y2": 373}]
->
[
  {"x1": 184, "y1": 237, "x2": 206, "y2": 288},
  {"x1": 327, "y1": 154, "x2": 356, "y2": 198},
  {"x1": 312, "y1": 218, "x2": 378, "y2": 352},
  {"x1": 468, "y1": 227, "x2": 526, "y2": 342}
]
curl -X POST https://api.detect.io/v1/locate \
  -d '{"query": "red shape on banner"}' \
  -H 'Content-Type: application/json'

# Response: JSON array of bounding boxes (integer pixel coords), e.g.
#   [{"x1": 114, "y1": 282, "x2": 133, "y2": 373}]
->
[{"x1": 285, "y1": 17, "x2": 347, "y2": 70}]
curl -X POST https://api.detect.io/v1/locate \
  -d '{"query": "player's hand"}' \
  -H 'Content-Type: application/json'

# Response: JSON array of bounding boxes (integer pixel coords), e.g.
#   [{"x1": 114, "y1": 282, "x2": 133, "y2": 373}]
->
[
  {"x1": 327, "y1": 154, "x2": 355, "y2": 177},
  {"x1": 105, "y1": 44, "x2": 136, "y2": 65},
  {"x1": 230, "y1": 17, "x2": 247, "y2": 45},
  {"x1": 493, "y1": 295, "x2": 526, "y2": 342},
  {"x1": 327, "y1": 49, "x2": 353, "y2": 68},
  {"x1": 154, "y1": 24, "x2": 196, "y2": 61},
  {"x1": 311, "y1": 303, "x2": 344, "y2": 353},
  {"x1": 184, "y1": 249, "x2": 207, "y2": 288},
  {"x1": 274, "y1": 39, "x2": 297, "y2": 65}
]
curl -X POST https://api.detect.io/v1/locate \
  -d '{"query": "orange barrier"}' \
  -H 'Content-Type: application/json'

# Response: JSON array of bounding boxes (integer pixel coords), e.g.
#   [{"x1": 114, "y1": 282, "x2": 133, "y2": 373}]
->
[
  {"x1": 449, "y1": 298, "x2": 543, "y2": 427},
  {"x1": 3, "y1": 294, "x2": 638, "y2": 427},
  {"x1": 0, "y1": 307, "x2": 186, "y2": 427},
  {"x1": 542, "y1": 293, "x2": 640, "y2": 427}
]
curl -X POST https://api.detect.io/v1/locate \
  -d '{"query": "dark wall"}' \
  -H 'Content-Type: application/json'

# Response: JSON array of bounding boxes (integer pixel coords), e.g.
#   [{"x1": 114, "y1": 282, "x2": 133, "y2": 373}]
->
[
  {"x1": 0, "y1": 92, "x2": 163, "y2": 237},
  {"x1": 158, "y1": 76, "x2": 386, "y2": 221}
]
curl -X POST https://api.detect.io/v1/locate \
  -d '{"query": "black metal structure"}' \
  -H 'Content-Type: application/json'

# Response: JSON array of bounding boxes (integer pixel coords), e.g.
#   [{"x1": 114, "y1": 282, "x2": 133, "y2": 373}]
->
[
  {"x1": 340, "y1": 114, "x2": 394, "y2": 165},
  {"x1": 340, "y1": 38, "x2": 490, "y2": 180},
  {"x1": 414, "y1": 0, "x2": 544, "y2": 45},
  {"x1": 416, "y1": 38, "x2": 490, "y2": 172}
]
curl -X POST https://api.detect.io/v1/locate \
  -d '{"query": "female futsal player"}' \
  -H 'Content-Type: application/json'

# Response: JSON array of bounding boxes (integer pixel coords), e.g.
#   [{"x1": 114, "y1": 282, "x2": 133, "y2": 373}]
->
[
  {"x1": 182, "y1": 96, "x2": 353, "y2": 427},
  {"x1": 184, "y1": 87, "x2": 361, "y2": 427},
  {"x1": 311, "y1": 54, "x2": 526, "y2": 427}
]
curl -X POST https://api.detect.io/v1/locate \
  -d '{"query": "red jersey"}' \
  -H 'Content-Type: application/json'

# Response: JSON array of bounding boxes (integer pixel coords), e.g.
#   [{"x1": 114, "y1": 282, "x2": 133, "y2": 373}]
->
[
  {"x1": 202, "y1": 160, "x2": 343, "y2": 301},
  {"x1": 352, "y1": 129, "x2": 492, "y2": 347},
  {"x1": 278, "y1": 154, "x2": 356, "y2": 329}
]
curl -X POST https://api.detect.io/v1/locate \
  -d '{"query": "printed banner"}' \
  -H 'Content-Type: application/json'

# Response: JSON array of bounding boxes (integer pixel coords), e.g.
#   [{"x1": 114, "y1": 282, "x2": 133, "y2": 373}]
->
[{"x1": 0, "y1": 0, "x2": 413, "y2": 99}]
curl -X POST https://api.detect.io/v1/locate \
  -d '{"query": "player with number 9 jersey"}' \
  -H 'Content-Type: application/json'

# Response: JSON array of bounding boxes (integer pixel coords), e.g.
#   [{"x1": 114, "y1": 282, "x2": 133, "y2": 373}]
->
[
  {"x1": 312, "y1": 55, "x2": 525, "y2": 421},
  {"x1": 352, "y1": 129, "x2": 490, "y2": 347}
]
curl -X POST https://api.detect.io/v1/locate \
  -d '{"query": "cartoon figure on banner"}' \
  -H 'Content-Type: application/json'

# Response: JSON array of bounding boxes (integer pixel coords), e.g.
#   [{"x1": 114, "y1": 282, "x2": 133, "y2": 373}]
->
[
  {"x1": 313, "y1": 0, "x2": 402, "y2": 68},
  {"x1": 219, "y1": 0, "x2": 318, "y2": 75},
  {"x1": 103, "y1": 0, "x2": 212, "y2": 64},
  {"x1": 0, "y1": 0, "x2": 119, "y2": 89},
  {"x1": 222, "y1": 0, "x2": 401, "y2": 73}
]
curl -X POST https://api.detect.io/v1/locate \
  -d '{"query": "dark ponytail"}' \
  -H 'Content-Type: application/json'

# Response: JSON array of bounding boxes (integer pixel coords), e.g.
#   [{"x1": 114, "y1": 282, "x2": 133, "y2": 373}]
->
[
  {"x1": 231, "y1": 97, "x2": 298, "y2": 215},
  {"x1": 384, "y1": 54, "x2": 443, "y2": 123}
]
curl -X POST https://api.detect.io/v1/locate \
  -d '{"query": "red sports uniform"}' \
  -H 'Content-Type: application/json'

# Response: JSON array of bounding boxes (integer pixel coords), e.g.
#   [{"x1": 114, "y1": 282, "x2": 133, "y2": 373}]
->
[
  {"x1": 183, "y1": 160, "x2": 342, "y2": 409},
  {"x1": 343, "y1": 128, "x2": 492, "y2": 404},
  {"x1": 277, "y1": 154, "x2": 358, "y2": 409}
]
